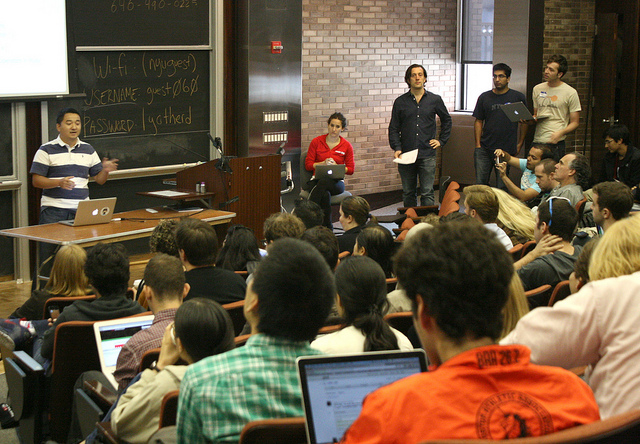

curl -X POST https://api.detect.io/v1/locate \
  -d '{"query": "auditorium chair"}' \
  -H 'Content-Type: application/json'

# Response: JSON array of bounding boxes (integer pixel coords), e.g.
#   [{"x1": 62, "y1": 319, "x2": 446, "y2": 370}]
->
[{"x1": 239, "y1": 417, "x2": 307, "y2": 444}]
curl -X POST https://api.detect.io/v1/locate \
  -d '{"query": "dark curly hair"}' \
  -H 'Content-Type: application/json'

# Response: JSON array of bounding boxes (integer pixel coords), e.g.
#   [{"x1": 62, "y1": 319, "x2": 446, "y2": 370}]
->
[
  {"x1": 393, "y1": 222, "x2": 513, "y2": 341},
  {"x1": 85, "y1": 243, "x2": 130, "y2": 297}
]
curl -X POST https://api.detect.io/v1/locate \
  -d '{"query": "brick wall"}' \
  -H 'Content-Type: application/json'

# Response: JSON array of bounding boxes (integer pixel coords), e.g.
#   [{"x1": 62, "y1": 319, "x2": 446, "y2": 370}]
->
[
  {"x1": 301, "y1": 0, "x2": 457, "y2": 196},
  {"x1": 542, "y1": 0, "x2": 596, "y2": 157}
]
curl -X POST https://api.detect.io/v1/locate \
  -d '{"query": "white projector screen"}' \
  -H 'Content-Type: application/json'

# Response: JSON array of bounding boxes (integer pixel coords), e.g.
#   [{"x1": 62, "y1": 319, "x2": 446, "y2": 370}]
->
[{"x1": 0, "y1": 0, "x2": 69, "y2": 98}]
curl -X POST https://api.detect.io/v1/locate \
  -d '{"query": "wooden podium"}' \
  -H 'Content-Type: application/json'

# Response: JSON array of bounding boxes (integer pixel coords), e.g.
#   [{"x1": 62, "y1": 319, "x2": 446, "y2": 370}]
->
[{"x1": 175, "y1": 155, "x2": 281, "y2": 239}]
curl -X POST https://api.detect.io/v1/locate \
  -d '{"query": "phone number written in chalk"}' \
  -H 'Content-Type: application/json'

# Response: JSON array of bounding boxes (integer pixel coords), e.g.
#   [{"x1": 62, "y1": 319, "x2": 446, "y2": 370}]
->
[{"x1": 111, "y1": 0, "x2": 198, "y2": 13}]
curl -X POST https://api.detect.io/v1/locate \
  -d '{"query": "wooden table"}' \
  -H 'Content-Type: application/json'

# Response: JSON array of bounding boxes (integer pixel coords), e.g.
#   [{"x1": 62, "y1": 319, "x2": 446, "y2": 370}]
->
[{"x1": 0, "y1": 207, "x2": 235, "y2": 284}]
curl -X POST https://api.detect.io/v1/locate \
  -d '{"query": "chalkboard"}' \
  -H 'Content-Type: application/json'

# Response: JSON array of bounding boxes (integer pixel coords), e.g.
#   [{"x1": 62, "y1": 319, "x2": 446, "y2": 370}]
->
[
  {"x1": 49, "y1": 50, "x2": 210, "y2": 169},
  {"x1": 69, "y1": 0, "x2": 209, "y2": 47},
  {"x1": 0, "y1": 104, "x2": 12, "y2": 176}
]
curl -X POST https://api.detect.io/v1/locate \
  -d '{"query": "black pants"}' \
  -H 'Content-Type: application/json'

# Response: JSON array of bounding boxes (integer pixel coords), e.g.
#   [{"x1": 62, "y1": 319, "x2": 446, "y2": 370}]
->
[{"x1": 307, "y1": 178, "x2": 344, "y2": 229}]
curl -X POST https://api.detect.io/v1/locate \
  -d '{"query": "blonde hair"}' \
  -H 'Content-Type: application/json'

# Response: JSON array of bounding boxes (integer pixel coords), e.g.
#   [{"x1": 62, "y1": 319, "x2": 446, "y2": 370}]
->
[
  {"x1": 500, "y1": 272, "x2": 529, "y2": 340},
  {"x1": 589, "y1": 213, "x2": 640, "y2": 281},
  {"x1": 492, "y1": 188, "x2": 536, "y2": 241},
  {"x1": 45, "y1": 244, "x2": 89, "y2": 296}
]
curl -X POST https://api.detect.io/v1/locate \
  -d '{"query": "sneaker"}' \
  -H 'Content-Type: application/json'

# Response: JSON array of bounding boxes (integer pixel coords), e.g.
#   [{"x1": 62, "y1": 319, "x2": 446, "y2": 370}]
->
[{"x1": 0, "y1": 319, "x2": 33, "y2": 351}]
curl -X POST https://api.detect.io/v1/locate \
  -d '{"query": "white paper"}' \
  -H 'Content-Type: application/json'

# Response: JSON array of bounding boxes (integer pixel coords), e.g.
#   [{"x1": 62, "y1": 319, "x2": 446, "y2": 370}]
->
[
  {"x1": 393, "y1": 149, "x2": 418, "y2": 164},
  {"x1": 148, "y1": 190, "x2": 191, "y2": 197}
]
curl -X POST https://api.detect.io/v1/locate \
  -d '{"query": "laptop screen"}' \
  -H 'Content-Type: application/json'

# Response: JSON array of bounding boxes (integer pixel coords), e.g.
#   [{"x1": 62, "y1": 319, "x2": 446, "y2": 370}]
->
[
  {"x1": 297, "y1": 350, "x2": 427, "y2": 444},
  {"x1": 93, "y1": 315, "x2": 155, "y2": 387}
]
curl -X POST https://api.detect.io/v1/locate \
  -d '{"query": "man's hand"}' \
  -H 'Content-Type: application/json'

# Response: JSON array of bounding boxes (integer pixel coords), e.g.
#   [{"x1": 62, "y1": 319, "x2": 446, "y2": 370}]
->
[
  {"x1": 496, "y1": 162, "x2": 508, "y2": 177},
  {"x1": 102, "y1": 157, "x2": 119, "y2": 173},
  {"x1": 550, "y1": 131, "x2": 562, "y2": 144},
  {"x1": 394, "y1": 150, "x2": 402, "y2": 159},
  {"x1": 156, "y1": 322, "x2": 181, "y2": 371},
  {"x1": 429, "y1": 139, "x2": 441, "y2": 149},
  {"x1": 531, "y1": 234, "x2": 563, "y2": 258},
  {"x1": 494, "y1": 149, "x2": 511, "y2": 161},
  {"x1": 59, "y1": 176, "x2": 76, "y2": 190}
]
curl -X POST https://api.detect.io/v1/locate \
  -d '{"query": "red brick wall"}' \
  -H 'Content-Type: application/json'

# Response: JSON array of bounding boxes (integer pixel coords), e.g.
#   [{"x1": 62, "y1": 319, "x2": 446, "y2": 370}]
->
[
  {"x1": 301, "y1": 0, "x2": 457, "y2": 195},
  {"x1": 542, "y1": 0, "x2": 596, "y2": 157}
]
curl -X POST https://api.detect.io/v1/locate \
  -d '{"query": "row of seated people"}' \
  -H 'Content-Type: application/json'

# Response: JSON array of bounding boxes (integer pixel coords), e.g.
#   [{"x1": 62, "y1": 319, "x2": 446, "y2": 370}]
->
[{"x1": 5, "y1": 189, "x2": 640, "y2": 442}]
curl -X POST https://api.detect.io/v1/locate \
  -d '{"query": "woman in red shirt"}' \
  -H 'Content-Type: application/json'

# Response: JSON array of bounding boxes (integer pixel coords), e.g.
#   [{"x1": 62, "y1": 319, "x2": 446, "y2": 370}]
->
[{"x1": 305, "y1": 112, "x2": 355, "y2": 229}]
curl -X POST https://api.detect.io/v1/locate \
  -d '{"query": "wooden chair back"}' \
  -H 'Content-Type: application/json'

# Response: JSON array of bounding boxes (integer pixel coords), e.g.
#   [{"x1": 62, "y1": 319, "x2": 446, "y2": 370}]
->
[
  {"x1": 521, "y1": 240, "x2": 537, "y2": 259},
  {"x1": 386, "y1": 277, "x2": 398, "y2": 293},
  {"x1": 384, "y1": 311, "x2": 413, "y2": 337},
  {"x1": 42, "y1": 295, "x2": 96, "y2": 320},
  {"x1": 49, "y1": 321, "x2": 102, "y2": 442},
  {"x1": 234, "y1": 333, "x2": 253, "y2": 347},
  {"x1": 139, "y1": 347, "x2": 161, "y2": 373},
  {"x1": 159, "y1": 390, "x2": 180, "y2": 428},
  {"x1": 548, "y1": 280, "x2": 572, "y2": 306},
  {"x1": 524, "y1": 284, "x2": 553, "y2": 309},
  {"x1": 235, "y1": 270, "x2": 250, "y2": 280},
  {"x1": 508, "y1": 244, "x2": 524, "y2": 262},
  {"x1": 338, "y1": 250, "x2": 351, "y2": 259},
  {"x1": 419, "y1": 409, "x2": 640, "y2": 443},
  {"x1": 239, "y1": 417, "x2": 307, "y2": 444},
  {"x1": 222, "y1": 300, "x2": 247, "y2": 336}
]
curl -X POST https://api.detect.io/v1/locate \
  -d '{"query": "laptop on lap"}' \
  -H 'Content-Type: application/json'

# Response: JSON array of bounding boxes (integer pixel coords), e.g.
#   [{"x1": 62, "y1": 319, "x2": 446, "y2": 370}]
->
[
  {"x1": 297, "y1": 349, "x2": 427, "y2": 444},
  {"x1": 58, "y1": 197, "x2": 117, "y2": 227},
  {"x1": 313, "y1": 164, "x2": 346, "y2": 181}
]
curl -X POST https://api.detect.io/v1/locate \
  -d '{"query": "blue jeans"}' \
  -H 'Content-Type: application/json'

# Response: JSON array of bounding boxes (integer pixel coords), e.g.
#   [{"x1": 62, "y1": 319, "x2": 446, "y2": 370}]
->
[
  {"x1": 398, "y1": 156, "x2": 436, "y2": 207},
  {"x1": 35, "y1": 207, "x2": 76, "y2": 289},
  {"x1": 474, "y1": 147, "x2": 508, "y2": 191}
]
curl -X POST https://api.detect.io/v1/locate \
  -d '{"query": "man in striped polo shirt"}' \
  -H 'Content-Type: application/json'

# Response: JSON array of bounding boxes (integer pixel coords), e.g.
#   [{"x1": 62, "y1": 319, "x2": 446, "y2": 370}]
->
[{"x1": 30, "y1": 107, "x2": 119, "y2": 280}]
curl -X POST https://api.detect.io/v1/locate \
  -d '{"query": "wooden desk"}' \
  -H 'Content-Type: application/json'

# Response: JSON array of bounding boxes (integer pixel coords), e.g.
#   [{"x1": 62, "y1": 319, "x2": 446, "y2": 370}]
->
[
  {"x1": 137, "y1": 188, "x2": 217, "y2": 209},
  {"x1": 0, "y1": 208, "x2": 235, "y2": 284}
]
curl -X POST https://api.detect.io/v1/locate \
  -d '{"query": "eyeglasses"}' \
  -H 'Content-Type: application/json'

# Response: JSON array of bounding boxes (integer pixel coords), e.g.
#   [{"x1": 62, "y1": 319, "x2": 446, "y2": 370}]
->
[{"x1": 547, "y1": 196, "x2": 571, "y2": 227}]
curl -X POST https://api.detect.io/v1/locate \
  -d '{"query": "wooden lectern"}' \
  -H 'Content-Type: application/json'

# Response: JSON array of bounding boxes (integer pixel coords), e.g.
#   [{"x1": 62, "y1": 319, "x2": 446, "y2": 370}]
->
[{"x1": 175, "y1": 155, "x2": 281, "y2": 239}]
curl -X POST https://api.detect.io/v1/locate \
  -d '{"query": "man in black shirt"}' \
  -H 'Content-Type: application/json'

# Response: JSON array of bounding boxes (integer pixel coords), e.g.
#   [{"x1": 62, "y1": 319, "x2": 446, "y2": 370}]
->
[{"x1": 389, "y1": 64, "x2": 451, "y2": 207}]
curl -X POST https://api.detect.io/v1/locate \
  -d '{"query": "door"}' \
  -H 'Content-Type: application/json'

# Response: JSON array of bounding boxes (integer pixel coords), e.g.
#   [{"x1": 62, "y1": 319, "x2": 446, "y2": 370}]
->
[{"x1": 590, "y1": 13, "x2": 619, "y2": 180}]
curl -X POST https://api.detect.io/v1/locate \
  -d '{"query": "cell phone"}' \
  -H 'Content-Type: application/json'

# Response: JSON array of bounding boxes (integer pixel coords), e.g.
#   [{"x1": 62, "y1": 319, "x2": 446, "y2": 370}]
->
[
  {"x1": 49, "y1": 305, "x2": 60, "y2": 319},
  {"x1": 495, "y1": 156, "x2": 501, "y2": 165}
]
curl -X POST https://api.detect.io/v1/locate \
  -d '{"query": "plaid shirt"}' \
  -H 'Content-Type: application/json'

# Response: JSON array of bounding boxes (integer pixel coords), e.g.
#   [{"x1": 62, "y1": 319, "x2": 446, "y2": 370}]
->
[
  {"x1": 113, "y1": 308, "x2": 177, "y2": 390},
  {"x1": 177, "y1": 333, "x2": 322, "y2": 443}
]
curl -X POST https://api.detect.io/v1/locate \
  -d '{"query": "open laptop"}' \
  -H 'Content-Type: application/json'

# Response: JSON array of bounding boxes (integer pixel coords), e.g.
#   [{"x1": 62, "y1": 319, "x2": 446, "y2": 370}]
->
[
  {"x1": 58, "y1": 197, "x2": 117, "y2": 227},
  {"x1": 297, "y1": 349, "x2": 427, "y2": 444},
  {"x1": 93, "y1": 315, "x2": 155, "y2": 388},
  {"x1": 499, "y1": 102, "x2": 547, "y2": 123},
  {"x1": 314, "y1": 164, "x2": 346, "y2": 181}
]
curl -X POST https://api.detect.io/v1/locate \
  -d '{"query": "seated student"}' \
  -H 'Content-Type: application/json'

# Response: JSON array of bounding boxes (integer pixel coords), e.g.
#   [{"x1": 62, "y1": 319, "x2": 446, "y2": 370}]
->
[
  {"x1": 502, "y1": 214, "x2": 640, "y2": 418},
  {"x1": 113, "y1": 254, "x2": 187, "y2": 390},
  {"x1": 134, "y1": 219, "x2": 180, "y2": 299},
  {"x1": 263, "y1": 212, "x2": 306, "y2": 247},
  {"x1": 292, "y1": 197, "x2": 324, "y2": 230},
  {"x1": 176, "y1": 219, "x2": 246, "y2": 305},
  {"x1": 301, "y1": 226, "x2": 340, "y2": 271},
  {"x1": 600, "y1": 123, "x2": 640, "y2": 188},
  {"x1": 532, "y1": 158, "x2": 559, "y2": 207},
  {"x1": 10, "y1": 244, "x2": 90, "y2": 321},
  {"x1": 514, "y1": 198, "x2": 581, "y2": 302},
  {"x1": 353, "y1": 225, "x2": 395, "y2": 278},
  {"x1": 110, "y1": 298, "x2": 235, "y2": 444},
  {"x1": 592, "y1": 181, "x2": 634, "y2": 234},
  {"x1": 569, "y1": 238, "x2": 599, "y2": 294},
  {"x1": 40, "y1": 243, "x2": 146, "y2": 361},
  {"x1": 501, "y1": 272, "x2": 529, "y2": 340},
  {"x1": 215, "y1": 225, "x2": 261, "y2": 273},
  {"x1": 341, "y1": 223, "x2": 599, "y2": 443},
  {"x1": 311, "y1": 256, "x2": 412, "y2": 354},
  {"x1": 492, "y1": 187, "x2": 536, "y2": 246},
  {"x1": 177, "y1": 238, "x2": 335, "y2": 443},
  {"x1": 464, "y1": 185, "x2": 513, "y2": 250},
  {"x1": 494, "y1": 143, "x2": 553, "y2": 204},
  {"x1": 337, "y1": 196, "x2": 376, "y2": 254},
  {"x1": 541, "y1": 152, "x2": 590, "y2": 207}
]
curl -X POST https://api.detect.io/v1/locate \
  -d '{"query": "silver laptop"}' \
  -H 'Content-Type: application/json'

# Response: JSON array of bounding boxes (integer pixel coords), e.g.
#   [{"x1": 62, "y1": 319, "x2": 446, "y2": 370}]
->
[
  {"x1": 93, "y1": 315, "x2": 155, "y2": 388},
  {"x1": 297, "y1": 349, "x2": 427, "y2": 444},
  {"x1": 499, "y1": 102, "x2": 541, "y2": 123},
  {"x1": 59, "y1": 197, "x2": 117, "y2": 227},
  {"x1": 314, "y1": 164, "x2": 346, "y2": 181}
]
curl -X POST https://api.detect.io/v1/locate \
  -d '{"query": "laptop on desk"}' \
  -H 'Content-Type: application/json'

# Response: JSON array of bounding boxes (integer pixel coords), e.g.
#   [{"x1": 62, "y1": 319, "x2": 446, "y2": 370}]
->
[
  {"x1": 93, "y1": 315, "x2": 155, "y2": 388},
  {"x1": 297, "y1": 349, "x2": 427, "y2": 444},
  {"x1": 313, "y1": 164, "x2": 346, "y2": 181},
  {"x1": 58, "y1": 197, "x2": 117, "y2": 227}
]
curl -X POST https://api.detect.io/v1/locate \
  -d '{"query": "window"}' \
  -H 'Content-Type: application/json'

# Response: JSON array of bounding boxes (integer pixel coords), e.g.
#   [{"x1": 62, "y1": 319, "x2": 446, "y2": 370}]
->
[{"x1": 459, "y1": 0, "x2": 494, "y2": 111}]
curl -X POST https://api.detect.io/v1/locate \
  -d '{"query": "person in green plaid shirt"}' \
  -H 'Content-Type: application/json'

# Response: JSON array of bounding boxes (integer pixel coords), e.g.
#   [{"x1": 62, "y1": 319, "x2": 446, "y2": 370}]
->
[{"x1": 177, "y1": 238, "x2": 336, "y2": 443}]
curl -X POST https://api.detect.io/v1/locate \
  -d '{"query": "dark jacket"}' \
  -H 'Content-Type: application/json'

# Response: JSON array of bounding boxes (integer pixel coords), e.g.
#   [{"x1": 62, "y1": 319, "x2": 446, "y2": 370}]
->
[
  {"x1": 41, "y1": 294, "x2": 146, "y2": 360},
  {"x1": 600, "y1": 144, "x2": 640, "y2": 188}
]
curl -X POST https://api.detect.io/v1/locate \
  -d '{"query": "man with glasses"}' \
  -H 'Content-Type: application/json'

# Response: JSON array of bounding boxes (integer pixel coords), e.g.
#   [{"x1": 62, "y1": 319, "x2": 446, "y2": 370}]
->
[
  {"x1": 514, "y1": 198, "x2": 581, "y2": 305},
  {"x1": 472, "y1": 63, "x2": 527, "y2": 190},
  {"x1": 600, "y1": 124, "x2": 640, "y2": 191}
]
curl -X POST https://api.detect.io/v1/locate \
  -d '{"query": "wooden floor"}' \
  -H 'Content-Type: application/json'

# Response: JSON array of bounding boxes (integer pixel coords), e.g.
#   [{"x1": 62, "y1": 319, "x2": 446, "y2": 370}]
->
[{"x1": 0, "y1": 254, "x2": 149, "y2": 319}]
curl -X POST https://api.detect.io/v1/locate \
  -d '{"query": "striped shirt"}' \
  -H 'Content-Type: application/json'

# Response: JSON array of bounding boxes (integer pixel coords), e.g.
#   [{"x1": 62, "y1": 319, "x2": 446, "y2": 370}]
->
[
  {"x1": 30, "y1": 136, "x2": 103, "y2": 209},
  {"x1": 177, "y1": 334, "x2": 322, "y2": 443}
]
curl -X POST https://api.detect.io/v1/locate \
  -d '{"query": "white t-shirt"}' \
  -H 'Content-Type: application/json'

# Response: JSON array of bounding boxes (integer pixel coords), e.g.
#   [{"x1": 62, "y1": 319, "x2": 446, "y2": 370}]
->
[
  {"x1": 311, "y1": 325, "x2": 414, "y2": 354},
  {"x1": 532, "y1": 81, "x2": 581, "y2": 143}
]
